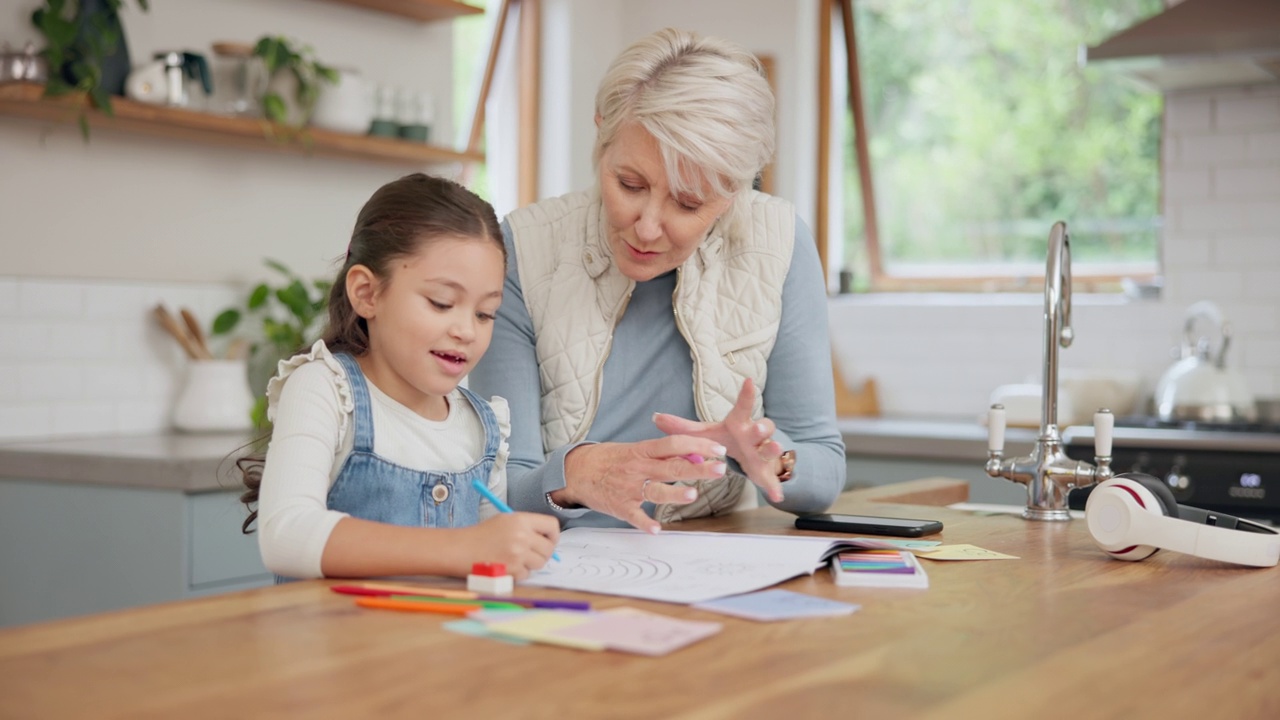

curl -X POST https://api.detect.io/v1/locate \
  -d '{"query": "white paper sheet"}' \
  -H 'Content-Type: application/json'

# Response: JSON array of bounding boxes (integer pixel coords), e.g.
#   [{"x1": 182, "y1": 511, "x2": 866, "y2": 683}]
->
[{"x1": 521, "y1": 527, "x2": 853, "y2": 604}]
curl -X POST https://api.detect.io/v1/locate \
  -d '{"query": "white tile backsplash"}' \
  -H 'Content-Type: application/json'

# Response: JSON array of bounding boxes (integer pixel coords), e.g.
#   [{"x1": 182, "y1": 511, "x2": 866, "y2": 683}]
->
[
  {"x1": 0, "y1": 277, "x2": 243, "y2": 440},
  {"x1": 1214, "y1": 94, "x2": 1280, "y2": 131}
]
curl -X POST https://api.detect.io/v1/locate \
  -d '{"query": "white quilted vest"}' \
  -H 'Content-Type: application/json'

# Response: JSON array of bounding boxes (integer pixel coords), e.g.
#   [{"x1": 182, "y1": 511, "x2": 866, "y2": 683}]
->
[{"x1": 507, "y1": 188, "x2": 795, "y2": 519}]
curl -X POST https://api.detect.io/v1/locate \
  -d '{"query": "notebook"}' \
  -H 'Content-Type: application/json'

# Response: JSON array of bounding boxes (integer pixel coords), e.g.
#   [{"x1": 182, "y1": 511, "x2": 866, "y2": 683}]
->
[{"x1": 829, "y1": 549, "x2": 929, "y2": 589}]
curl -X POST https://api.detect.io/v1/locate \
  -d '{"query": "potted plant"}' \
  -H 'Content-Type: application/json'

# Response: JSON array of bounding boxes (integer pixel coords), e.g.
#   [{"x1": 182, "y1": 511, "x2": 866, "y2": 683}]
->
[
  {"x1": 253, "y1": 35, "x2": 338, "y2": 130},
  {"x1": 30, "y1": 0, "x2": 150, "y2": 136},
  {"x1": 211, "y1": 259, "x2": 331, "y2": 429}
]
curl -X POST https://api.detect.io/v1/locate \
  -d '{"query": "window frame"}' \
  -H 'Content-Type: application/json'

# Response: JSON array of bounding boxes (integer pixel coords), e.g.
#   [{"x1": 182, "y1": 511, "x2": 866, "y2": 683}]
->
[{"x1": 818, "y1": 0, "x2": 1164, "y2": 294}]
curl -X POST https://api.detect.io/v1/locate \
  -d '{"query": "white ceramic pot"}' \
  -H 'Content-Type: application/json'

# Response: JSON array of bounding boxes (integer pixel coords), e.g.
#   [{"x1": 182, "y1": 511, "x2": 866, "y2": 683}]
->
[
  {"x1": 172, "y1": 359, "x2": 255, "y2": 432},
  {"x1": 311, "y1": 69, "x2": 373, "y2": 134}
]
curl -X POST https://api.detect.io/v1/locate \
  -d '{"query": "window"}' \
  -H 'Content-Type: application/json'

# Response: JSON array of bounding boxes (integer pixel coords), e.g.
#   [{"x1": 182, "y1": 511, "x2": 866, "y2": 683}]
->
[{"x1": 827, "y1": 0, "x2": 1165, "y2": 292}]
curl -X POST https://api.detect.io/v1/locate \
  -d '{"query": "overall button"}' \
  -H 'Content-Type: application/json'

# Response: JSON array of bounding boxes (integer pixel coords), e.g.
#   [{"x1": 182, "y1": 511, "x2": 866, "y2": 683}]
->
[{"x1": 431, "y1": 484, "x2": 450, "y2": 503}]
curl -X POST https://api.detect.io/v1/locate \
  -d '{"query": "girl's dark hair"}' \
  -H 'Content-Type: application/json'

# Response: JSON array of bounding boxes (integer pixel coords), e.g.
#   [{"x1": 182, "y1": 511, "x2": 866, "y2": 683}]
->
[{"x1": 239, "y1": 173, "x2": 504, "y2": 532}]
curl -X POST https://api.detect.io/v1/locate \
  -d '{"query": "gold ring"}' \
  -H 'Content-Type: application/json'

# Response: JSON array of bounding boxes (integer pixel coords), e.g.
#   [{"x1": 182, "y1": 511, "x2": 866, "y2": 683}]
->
[{"x1": 641, "y1": 479, "x2": 651, "y2": 503}]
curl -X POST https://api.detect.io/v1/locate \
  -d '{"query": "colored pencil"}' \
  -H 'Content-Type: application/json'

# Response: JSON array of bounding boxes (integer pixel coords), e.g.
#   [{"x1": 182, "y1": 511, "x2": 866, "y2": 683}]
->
[
  {"x1": 470, "y1": 478, "x2": 562, "y2": 561},
  {"x1": 355, "y1": 582, "x2": 477, "y2": 599},
  {"x1": 355, "y1": 597, "x2": 480, "y2": 616},
  {"x1": 387, "y1": 595, "x2": 525, "y2": 611},
  {"x1": 331, "y1": 584, "x2": 591, "y2": 611}
]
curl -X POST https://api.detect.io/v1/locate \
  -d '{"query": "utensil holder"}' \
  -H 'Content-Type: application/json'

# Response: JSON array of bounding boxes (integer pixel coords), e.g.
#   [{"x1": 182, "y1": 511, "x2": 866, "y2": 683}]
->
[{"x1": 172, "y1": 359, "x2": 254, "y2": 432}]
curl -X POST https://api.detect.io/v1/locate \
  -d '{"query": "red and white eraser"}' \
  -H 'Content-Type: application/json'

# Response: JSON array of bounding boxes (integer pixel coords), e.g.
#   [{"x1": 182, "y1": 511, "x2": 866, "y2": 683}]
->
[{"x1": 470, "y1": 562, "x2": 507, "y2": 577}]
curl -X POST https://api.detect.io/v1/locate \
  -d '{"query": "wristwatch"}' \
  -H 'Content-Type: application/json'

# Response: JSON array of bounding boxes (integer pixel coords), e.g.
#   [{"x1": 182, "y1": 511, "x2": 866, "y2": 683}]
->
[{"x1": 777, "y1": 449, "x2": 796, "y2": 482}]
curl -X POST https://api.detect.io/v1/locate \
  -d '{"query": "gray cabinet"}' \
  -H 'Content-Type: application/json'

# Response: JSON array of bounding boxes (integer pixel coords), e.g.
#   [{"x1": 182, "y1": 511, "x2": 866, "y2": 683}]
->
[{"x1": 0, "y1": 478, "x2": 269, "y2": 628}]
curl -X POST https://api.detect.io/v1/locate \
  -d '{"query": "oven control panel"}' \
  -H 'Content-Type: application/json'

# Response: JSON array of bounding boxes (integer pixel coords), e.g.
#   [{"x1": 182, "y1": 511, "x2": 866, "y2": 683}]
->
[{"x1": 1065, "y1": 441, "x2": 1280, "y2": 522}]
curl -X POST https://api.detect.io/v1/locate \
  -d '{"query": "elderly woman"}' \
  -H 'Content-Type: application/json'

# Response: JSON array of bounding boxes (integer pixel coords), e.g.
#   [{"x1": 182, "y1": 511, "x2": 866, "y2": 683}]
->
[{"x1": 469, "y1": 27, "x2": 845, "y2": 533}]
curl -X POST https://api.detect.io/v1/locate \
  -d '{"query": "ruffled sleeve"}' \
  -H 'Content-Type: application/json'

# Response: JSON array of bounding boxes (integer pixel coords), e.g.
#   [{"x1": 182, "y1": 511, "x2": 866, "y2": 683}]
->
[
  {"x1": 480, "y1": 394, "x2": 511, "y2": 520},
  {"x1": 266, "y1": 339, "x2": 355, "y2": 437}
]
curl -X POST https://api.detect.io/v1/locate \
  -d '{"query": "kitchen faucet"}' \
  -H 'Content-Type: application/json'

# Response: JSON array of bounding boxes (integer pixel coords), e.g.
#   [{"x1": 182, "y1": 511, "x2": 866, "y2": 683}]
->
[{"x1": 985, "y1": 221, "x2": 1115, "y2": 521}]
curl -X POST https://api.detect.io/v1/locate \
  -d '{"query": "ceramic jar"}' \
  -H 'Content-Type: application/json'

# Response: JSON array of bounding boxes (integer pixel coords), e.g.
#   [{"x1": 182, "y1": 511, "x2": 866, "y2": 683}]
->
[
  {"x1": 172, "y1": 359, "x2": 254, "y2": 432},
  {"x1": 311, "y1": 68, "x2": 374, "y2": 134}
]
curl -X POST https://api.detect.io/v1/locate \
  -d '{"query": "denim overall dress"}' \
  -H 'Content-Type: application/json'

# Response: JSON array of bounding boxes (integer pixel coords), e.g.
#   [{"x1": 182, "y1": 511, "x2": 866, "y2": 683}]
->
[{"x1": 275, "y1": 352, "x2": 500, "y2": 583}]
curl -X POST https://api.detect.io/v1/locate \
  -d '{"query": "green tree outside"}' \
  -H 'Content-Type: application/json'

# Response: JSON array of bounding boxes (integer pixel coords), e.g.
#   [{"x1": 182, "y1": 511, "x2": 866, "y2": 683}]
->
[{"x1": 845, "y1": 0, "x2": 1164, "y2": 283}]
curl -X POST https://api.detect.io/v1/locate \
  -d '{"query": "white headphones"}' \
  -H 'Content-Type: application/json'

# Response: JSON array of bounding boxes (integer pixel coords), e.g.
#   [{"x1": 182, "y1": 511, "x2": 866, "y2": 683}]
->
[{"x1": 1086, "y1": 473, "x2": 1280, "y2": 568}]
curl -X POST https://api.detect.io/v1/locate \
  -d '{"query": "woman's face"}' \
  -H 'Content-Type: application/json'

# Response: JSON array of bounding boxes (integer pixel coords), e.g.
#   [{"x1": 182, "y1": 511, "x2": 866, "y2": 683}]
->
[{"x1": 598, "y1": 123, "x2": 733, "y2": 282}]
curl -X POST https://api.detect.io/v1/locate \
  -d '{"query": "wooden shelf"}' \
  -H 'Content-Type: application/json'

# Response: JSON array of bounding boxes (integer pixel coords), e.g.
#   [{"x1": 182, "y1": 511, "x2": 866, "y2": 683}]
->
[
  {"x1": 318, "y1": 0, "x2": 483, "y2": 22},
  {"x1": 0, "y1": 82, "x2": 484, "y2": 166}
]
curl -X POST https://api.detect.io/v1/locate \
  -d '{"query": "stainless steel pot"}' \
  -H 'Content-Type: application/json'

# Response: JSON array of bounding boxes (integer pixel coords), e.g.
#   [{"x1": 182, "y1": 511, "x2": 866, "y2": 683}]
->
[
  {"x1": 0, "y1": 42, "x2": 48, "y2": 84},
  {"x1": 1153, "y1": 301, "x2": 1256, "y2": 423}
]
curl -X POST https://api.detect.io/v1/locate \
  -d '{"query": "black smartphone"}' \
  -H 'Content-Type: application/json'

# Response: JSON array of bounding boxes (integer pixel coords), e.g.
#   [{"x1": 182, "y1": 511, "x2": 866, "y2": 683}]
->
[{"x1": 794, "y1": 513, "x2": 944, "y2": 538}]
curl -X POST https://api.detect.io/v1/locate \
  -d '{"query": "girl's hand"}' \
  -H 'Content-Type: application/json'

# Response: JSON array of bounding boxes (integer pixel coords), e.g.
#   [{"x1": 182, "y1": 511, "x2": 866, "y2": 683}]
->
[
  {"x1": 557, "y1": 437, "x2": 729, "y2": 534},
  {"x1": 652, "y1": 378, "x2": 785, "y2": 503},
  {"x1": 460, "y1": 512, "x2": 561, "y2": 580}
]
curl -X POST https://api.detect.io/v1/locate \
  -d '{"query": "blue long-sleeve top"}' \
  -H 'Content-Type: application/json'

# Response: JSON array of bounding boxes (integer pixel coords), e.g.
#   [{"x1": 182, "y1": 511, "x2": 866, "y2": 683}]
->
[{"x1": 468, "y1": 213, "x2": 846, "y2": 528}]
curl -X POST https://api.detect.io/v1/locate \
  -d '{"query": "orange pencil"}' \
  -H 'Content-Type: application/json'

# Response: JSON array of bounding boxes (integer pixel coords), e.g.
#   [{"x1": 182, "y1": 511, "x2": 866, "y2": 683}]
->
[
  {"x1": 358, "y1": 582, "x2": 478, "y2": 599},
  {"x1": 355, "y1": 596, "x2": 481, "y2": 615}
]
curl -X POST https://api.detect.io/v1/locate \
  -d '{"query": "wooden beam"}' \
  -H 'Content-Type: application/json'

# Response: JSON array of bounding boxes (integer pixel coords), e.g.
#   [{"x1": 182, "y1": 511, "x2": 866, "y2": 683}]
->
[
  {"x1": 816, "y1": 0, "x2": 833, "y2": 280},
  {"x1": 839, "y1": 0, "x2": 883, "y2": 285},
  {"x1": 517, "y1": 0, "x2": 541, "y2": 205},
  {"x1": 465, "y1": 0, "x2": 512, "y2": 155}
]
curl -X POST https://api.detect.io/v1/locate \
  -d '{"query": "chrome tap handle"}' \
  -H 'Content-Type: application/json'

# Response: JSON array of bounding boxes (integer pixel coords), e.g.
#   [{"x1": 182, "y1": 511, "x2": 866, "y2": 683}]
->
[
  {"x1": 988, "y1": 404, "x2": 1006, "y2": 455},
  {"x1": 1093, "y1": 408, "x2": 1114, "y2": 483}
]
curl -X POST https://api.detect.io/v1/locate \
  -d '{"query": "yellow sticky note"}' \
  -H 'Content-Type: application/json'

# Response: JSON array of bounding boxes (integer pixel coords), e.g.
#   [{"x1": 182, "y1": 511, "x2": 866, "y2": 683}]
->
[
  {"x1": 482, "y1": 611, "x2": 606, "y2": 651},
  {"x1": 914, "y1": 544, "x2": 1019, "y2": 560}
]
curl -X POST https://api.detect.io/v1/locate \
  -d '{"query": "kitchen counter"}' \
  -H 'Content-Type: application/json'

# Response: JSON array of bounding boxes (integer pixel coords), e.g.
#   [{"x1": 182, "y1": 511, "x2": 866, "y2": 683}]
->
[
  {"x1": 0, "y1": 432, "x2": 253, "y2": 493},
  {"x1": 0, "y1": 419, "x2": 1029, "y2": 495},
  {"x1": 3, "y1": 478, "x2": 1277, "y2": 718},
  {"x1": 839, "y1": 416, "x2": 1039, "y2": 460}
]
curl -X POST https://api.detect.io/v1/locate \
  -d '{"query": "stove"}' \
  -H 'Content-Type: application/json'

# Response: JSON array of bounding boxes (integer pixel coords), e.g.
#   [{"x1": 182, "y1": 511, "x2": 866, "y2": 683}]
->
[{"x1": 1063, "y1": 418, "x2": 1280, "y2": 522}]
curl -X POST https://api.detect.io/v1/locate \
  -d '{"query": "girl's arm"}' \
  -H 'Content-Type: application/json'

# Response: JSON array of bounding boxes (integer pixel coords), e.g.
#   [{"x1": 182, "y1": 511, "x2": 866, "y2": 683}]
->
[
  {"x1": 260, "y1": 364, "x2": 556, "y2": 579},
  {"x1": 320, "y1": 514, "x2": 557, "y2": 580},
  {"x1": 256, "y1": 361, "x2": 349, "y2": 578}
]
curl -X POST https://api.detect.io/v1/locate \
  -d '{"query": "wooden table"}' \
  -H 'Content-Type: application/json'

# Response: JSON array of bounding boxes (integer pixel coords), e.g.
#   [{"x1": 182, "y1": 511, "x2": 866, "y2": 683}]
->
[{"x1": 3, "y1": 479, "x2": 1279, "y2": 719}]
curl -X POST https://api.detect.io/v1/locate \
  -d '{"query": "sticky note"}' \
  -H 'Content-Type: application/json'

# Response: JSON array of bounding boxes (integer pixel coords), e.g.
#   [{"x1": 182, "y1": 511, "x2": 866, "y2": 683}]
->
[
  {"x1": 914, "y1": 544, "x2": 1019, "y2": 560},
  {"x1": 693, "y1": 589, "x2": 860, "y2": 621}
]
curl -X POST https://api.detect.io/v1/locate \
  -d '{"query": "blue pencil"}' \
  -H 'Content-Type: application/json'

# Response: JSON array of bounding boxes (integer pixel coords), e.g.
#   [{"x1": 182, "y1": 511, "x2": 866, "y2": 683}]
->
[{"x1": 471, "y1": 478, "x2": 561, "y2": 562}]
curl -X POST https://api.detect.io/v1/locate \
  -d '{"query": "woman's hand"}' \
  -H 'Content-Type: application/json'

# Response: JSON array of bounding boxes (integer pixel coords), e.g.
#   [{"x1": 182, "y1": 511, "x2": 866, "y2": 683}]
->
[
  {"x1": 557, "y1": 437, "x2": 729, "y2": 534},
  {"x1": 458, "y1": 512, "x2": 562, "y2": 580},
  {"x1": 652, "y1": 378, "x2": 785, "y2": 503}
]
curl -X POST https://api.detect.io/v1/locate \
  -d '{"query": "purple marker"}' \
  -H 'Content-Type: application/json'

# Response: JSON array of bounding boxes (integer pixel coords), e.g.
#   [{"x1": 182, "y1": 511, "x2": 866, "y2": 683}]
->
[{"x1": 478, "y1": 596, "x2": 592, "y2": 611}]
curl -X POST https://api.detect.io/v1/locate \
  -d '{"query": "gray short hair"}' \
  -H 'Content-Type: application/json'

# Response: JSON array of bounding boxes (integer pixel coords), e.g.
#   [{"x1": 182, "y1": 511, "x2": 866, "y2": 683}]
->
[{"x1": 594, "y1": 28, "x2": 776, "y2": 213}]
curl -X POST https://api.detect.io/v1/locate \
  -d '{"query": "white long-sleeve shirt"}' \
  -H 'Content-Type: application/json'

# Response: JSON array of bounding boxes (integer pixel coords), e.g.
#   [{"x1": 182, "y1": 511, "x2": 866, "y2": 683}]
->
[{"x1": 255, "y1": 341, "x2": 508, "y2": 578}]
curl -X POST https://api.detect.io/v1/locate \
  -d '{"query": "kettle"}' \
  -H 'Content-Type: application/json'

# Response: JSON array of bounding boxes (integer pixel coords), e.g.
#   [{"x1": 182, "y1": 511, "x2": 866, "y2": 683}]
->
[{"x1": 1153, "y1": 301, "x2": 1256, "y2": 423}]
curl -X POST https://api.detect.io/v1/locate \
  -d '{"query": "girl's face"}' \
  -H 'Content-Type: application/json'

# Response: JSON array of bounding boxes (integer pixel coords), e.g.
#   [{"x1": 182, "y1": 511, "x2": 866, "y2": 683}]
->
[
  {"x1": 598, "y1": 122, "x2": 733, "y2": 282},
  {"x1": 351, "y1": 236, "x2": 505, "y2": 420}
]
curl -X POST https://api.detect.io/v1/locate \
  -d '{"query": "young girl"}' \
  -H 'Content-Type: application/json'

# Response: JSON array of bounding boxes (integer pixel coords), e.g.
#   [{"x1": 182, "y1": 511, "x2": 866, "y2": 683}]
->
[{"x1": 241, "y1": 173, "x2": 560, "y2": 581}]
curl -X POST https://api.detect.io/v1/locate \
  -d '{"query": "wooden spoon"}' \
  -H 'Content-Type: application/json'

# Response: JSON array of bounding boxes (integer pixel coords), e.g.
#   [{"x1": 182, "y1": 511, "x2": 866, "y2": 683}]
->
[
  {"x1": 180, "y1": 307, "x2": 215, "y2": 359},
  {"x1": 153, "y1": 304, "x2": 204, "y2": 360}
]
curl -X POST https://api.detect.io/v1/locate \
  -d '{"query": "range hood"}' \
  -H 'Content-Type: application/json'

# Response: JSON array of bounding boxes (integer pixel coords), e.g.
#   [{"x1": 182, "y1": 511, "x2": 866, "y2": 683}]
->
[{"x1": 1083, "y1": 0, "x2": 1280, "y2": 91}]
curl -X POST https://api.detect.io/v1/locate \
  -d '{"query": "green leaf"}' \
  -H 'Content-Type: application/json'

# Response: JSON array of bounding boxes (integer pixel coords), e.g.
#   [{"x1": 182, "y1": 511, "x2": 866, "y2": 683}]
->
[
  {"x1": 250, "y1": 397, "x2": 270, "y2": 431},
  {"x1": 264, "y1": 258, "x2": 293, "y2": 278},
  {"x1": 211, "y1": 309, "x2": 241, "y2": 335},
  {"x1": 277, "y1": 281, "x2": 311, "y2": 319},
  {"x1": 261, "y1": 93, "x2": 286, "y2": 125},
  {"x1": 247, "y1": 283, "x2": 270, "y2": 309}
]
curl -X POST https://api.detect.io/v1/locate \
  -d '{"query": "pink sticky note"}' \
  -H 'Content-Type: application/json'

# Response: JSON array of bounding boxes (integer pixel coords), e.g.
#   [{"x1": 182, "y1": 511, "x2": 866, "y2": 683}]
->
[{"x1": 555, "y1": 608, "x2": 722, "y2": 656}]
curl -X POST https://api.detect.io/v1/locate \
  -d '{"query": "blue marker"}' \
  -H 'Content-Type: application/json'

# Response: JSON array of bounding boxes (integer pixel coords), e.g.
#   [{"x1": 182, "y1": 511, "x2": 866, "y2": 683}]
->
[{"x1": 471, "y1": 478, "x2": 561, "y2": 562}]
